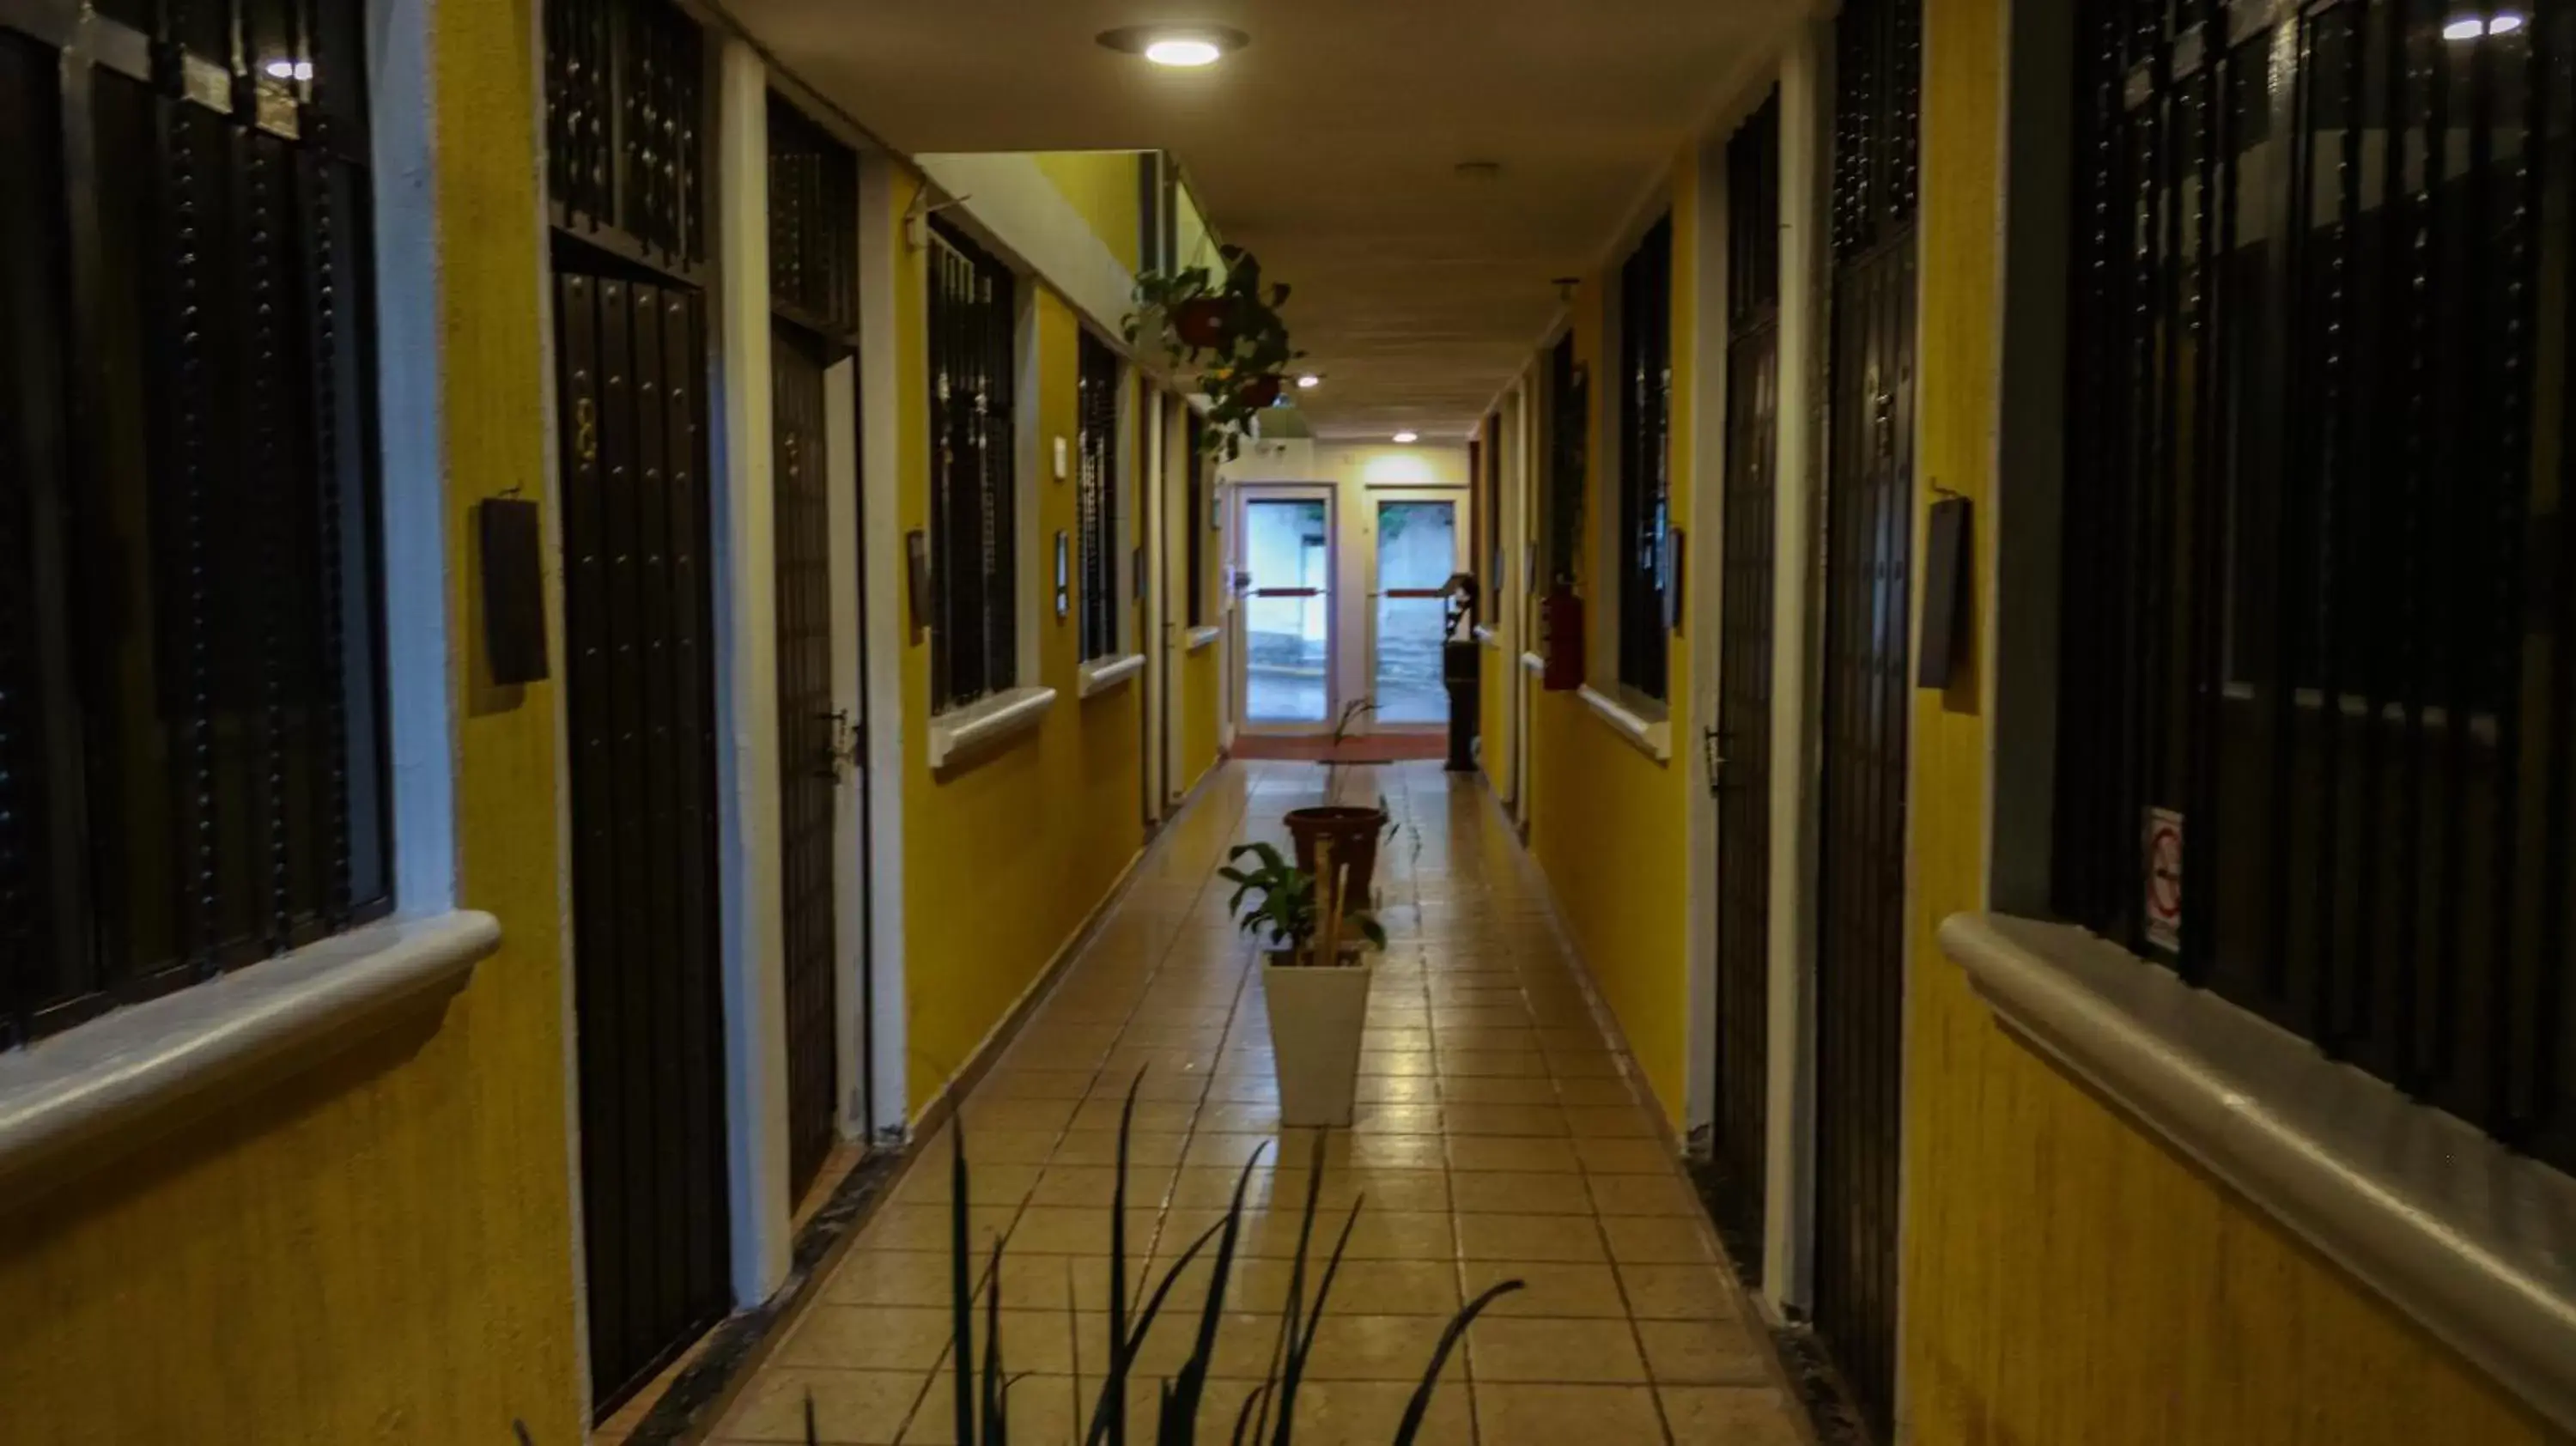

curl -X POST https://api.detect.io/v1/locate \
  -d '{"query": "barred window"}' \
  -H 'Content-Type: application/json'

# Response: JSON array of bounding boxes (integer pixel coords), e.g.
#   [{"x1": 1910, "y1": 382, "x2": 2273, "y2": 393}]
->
[
  {"x1": 1543, "y1": 332, "x2": 1586, "y2": 589},
  {"x1": 1, "y1": 0, "x2": 392, "y2": 1047},
  {"x1": 2056, "y1": 0, "x2": 2576, "y2": 1170},
  {"x1": 1615, "y1": 215, "x2": 1675, "y2": 701},
  {"x1": 1077, "y1": 331, "x2": 1122, "y2": 661},
  {"x1": 927, "y1": 220, "x2": 1018, "y2": 711},
  {"x1": 1186, "y1": 410, "x2": 1207, "y2": 629}
]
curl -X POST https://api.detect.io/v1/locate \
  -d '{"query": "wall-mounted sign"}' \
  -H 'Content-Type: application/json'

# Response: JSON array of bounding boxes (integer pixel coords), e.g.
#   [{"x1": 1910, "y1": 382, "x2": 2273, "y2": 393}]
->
[{"x1": 2144, "y1": 807, "x2": 2184, "y2": 954}]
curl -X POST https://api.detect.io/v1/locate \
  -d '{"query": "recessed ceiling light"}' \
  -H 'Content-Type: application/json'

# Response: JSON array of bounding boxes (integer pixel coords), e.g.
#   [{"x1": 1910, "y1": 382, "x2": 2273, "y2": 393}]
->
[
  {"x1": 1097, "y1": 25, "x2": 1250, "y2": 67},
  {"x1": 1393, "y1": 431, "x2": 1419, "y2": 445},
  {"x1": 264, "y1": 58, "x2": 313, "y2": 80},
  {"x1": 1296, "y1": 374, "x2": 1321, "y2": 389},
  {"x1": 2445, "y1": 12, "x2": 2521, "y2": 38}
]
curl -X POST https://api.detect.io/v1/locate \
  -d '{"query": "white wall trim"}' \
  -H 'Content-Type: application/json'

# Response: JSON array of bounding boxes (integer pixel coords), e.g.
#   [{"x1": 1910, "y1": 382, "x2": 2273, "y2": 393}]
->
[
  {"x1": 709, "y1": 37, "x2": 793, "y2": 1304},
  {"x1": 1683, "y1": 120, "x2": 1731, "y2": 1140},
  {"x1": 823, "y1": 353, "x2": 870, "y2": 1138},
  {"x1": 0, "y1": 914, "x2": 498, "y2": 1208},
  {"x1": 927, "y1": 685, "x2": 1059, "y2": 770},
  {"x1": 1763, "y1": 19, "x2": 1833, "y2": 1312},
  {"x1": 1942, "y1": 913, "x2": 2576, "y2": 1437},
  {"x1": 1577, "y1": 684, "x2": 1674, "y2": 762},
  {"x1": 913, "y1": 152, "x2": 1138, "y2": 348},
  {"x1": 368, "y1": 0, "x2": 455, "y2": 920},
  {"x1": 1079, "y1": 653, "x2": 1146, "y2": 699},
  {"x1": 857, "y1": 155, "x2": 911, "y2": 1139}
]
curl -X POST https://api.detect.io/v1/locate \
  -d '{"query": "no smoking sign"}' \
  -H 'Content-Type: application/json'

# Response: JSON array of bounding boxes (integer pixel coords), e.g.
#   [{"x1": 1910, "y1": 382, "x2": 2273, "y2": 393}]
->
[{"x1": 2144, "y1": 808, "x2": 2184, "y2": 953}]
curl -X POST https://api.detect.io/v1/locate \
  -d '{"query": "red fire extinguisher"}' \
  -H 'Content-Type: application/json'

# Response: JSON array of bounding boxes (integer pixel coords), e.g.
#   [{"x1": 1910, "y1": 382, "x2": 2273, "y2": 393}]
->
[{"x1": 1540, "y1": 586, "x2": 1584, "y2": 692}]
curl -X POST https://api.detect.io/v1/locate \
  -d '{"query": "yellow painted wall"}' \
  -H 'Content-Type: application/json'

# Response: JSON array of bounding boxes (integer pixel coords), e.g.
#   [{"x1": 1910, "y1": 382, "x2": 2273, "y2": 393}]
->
[
  {"x1": 1525, "y1": 149, "x2": 1700, "y2": 1124},
  {"x1": 1897, "y1": 1, "x2": 2562, "y2": 1440},
  {"x1": 1031, "y1": 150, "x2": 1145, "y2": 275},
  {"x1": 0, "y1": 0, "x2": 582, "y2": 1437},
  {"x1": 896, "y1": 169, "x2": 1149, "y2": 1112}
]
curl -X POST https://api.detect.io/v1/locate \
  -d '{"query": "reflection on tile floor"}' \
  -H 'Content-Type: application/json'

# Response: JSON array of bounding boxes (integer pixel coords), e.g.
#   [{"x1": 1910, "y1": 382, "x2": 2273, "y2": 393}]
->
[{"x1": 715, "y1": 762, "x2": 1801, "y2": 1445}]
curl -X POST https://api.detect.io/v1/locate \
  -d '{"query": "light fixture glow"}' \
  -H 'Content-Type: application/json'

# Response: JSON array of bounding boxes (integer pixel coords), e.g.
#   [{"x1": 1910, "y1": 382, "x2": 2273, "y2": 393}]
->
[
  {"x1": 1145, "y1": 36, "x2": 1224, "y2": 66},
  {"x1": 1393, "y1": 431, "x2": 1419, "y2": 445},
  {"x1": 2444, "y1": 13, "x2": 2521, "y2": 38},
  {"x1": 264, "y1": 58, "x2": 313, "y2": 80},
  {"x1": 1296, "y1": 374, "x2": 1321, "y2": 389}
]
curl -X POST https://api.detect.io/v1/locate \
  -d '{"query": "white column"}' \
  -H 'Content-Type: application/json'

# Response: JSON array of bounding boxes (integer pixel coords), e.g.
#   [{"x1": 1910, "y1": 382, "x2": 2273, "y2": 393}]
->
[
  {"x1": 710, "y1": 34, "x2": 793, "y2": 1304},
  {"x1": 1764, "y1": 15, "x2": 1832, "y2": 1314},
  {"x1": 856, "y1": 155, "x2": 910, "y2": 1137}
]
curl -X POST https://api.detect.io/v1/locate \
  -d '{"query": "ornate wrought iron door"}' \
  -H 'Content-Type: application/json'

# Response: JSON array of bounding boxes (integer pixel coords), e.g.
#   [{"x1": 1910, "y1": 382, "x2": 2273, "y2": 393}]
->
[
  {"x1": 1710, "y1": 89, "x2": 1782, "y2": 1264},
  {"x1": 557, "y1": 269, "x2": 730, "y2": 1417},
  {"x1": 773, "y1": 320, "x2": 839, "y2": 1203},
  {"x1": 1813, "y1": 0, "x2": 1919, "y2": 1432}
]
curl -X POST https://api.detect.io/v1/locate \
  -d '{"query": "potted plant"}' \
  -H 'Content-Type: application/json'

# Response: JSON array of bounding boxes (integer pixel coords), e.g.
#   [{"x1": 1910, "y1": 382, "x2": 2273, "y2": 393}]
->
[
  {"x1": 1221, "y1": 841, "x2": 1385, "y2": 1127},
  {"x1": 1127, "y1": 242, "x2": 1301, "y2": 461},
  {"x1": 1285, "y1": 702, "x2": 1391, "y2": 909}
]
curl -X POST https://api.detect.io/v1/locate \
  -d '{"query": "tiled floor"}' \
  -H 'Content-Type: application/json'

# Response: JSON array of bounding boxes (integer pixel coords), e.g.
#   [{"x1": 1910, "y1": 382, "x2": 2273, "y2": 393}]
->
[{"x1": 714, "y1": 761, "x2": 1803, "y2": 1444}]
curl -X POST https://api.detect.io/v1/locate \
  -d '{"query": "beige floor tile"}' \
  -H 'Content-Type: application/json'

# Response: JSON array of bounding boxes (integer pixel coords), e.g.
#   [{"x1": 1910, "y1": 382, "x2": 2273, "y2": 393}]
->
[
  {"x1": 1618, "y1": 1263, "x2": 1742, "y2": 1321},
  {"x1": 1601, "y1": 1215, "x2": 1718, "y2": 1265},
  {"x1": 1588, "y1": 1172, "x2": 1702, "y2": 1217},
  {"x1": 1460, "y1": 1260, "x2": 1629, "y2": 1318},
  {"x1": 955, "y1": 1095, "x2": 1078, "y2": 1134},
  {"x1": 1554, "y1": 1077, "x2": 1644, "y2": 1108},
  {"x1": 891, "y1": 1160, "x2": 1042, "y2": 1206},
  {"x1": 1467, "y1": 1317, "x2": 1649, "y2": 1382},
  {"x1": 1448, "y1": 1170, "x2": 1595, "y2": 1216},
  {"x1": 1437, "y1": 1074, "x2": 1561, "y2": 1104},
  {"x1": 1576, "y1": 1137, "x2": 1677, "y2": 1174},
  {"x1": 858, "y1": 1204, "x2": 1019, "y2": 1255},
  {"x1": 1356, "y1": 1049, "x2": 1437, "y2": 1076},
  {"x1": 1293, "y1": 1311, "x2": 1455, "y2": 1380},
  {"x1": 1661, "y1": 1386, "x2": 1805, "y2": 1445},
  {"x1": 1209, "y1": 1379, "x2": 1473, "y2": 1446},
  {"x1": 1066, "y1": 1097, "x2": 1200, "y2": 1133},
  {"x1": 1053, "y1": 1129, "x2": 1189, "y2": 1167},
  {"x1": 777, "y1": 1306, "x2": 956, "y2": 1373},
  {"x1": 1448, "y1": 1135, "x2": 1581, "y2": 1172},
  {"x1": 1445, "y1": 1103, "x2": 1571, "y2": 1136},
  {"x1": 979, "y1": 1069, "x2": 1098, "y2": 1100},
  {"x1": 1349, "y1": 1103, "x2": 1444, "y2": 1133},
  {"x1": 1637, "y1": 1320, "x2": 1770, "y2": 1386},
  {"x1": 714, "y1": 1366, "x2": 928, "y2": 1443},
  {"x1": 1029, "y1": 1162, "x2": 1177, "y2": 1208},
  {"x1": 1437, "y1": 1048, "x2": 1550, "y2": 1078},
  {"x1": 1564, "y1": 1104, "x2": 1660, "y2": 1139},
  {"x1": 1456, "y1": 1213, "x2": 1607, "y2": 1263},
  {"x1": 896, "y1": 1373, "x2": 1079, "y2": 1444},
  {"x1": 1005, "y1": 1206, "x2": 1118, "y2": 1255},
  {"x1": 1473, "y1": 1383, "x2": 1666, "y2": 1446}
]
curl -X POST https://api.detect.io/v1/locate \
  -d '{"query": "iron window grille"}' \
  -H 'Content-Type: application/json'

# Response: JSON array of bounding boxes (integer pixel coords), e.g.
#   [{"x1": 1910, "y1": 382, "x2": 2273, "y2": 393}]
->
[
  {"x1": 2055, "y1": 0, "x2": 2576, "y2": 1173},
  {"x1": 1544, "y1": 332, "x2": 1587, "y2": 588},
  {"x1": 1078, "y1": 330, "x2": 1122, "y2": 660},
  {"x1": 545, "y1": 0, "x2": 706, "y2": 273},
  {"x1": 1616, "y1": 215, "x2": 1677, "y2": 701},
  {"x1": 928, "y1": 219, "x2": 1018, "y2": 712},
  {"x1": 1, "y1": 0, "x2": 393, "y2": 1048},
  {"x1": 766, "y1": 93, "x2": 857, "y2": 338}
]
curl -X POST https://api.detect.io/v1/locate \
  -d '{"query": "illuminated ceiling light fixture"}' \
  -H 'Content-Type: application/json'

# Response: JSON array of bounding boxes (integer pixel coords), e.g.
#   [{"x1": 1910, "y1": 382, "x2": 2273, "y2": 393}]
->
[
  {"x1": 1296, "y1": 374, "x2": 1322, "y2": 389},
  {"x1": 1393, "y1": 431, "x2": 1419, "y2": 445},
  {"x1": 264, "y1": 58, "x2": 313, "y2": 79},
  {"x1": 1097, "y1": 25, "x2": 1250, "y2": 68},
  {"x1": 2445, "y1": 12, "x2": 2522, "y2": 38}
]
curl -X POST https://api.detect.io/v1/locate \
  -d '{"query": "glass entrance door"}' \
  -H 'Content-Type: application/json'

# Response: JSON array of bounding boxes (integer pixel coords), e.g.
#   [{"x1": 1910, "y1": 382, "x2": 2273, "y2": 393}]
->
[
  {"x1": 1237, "y1": 489, "x2": 1334, "y2": 727},
  {"x1": 1368, "y1": 496, "x2": 1463, "y2": 726}
]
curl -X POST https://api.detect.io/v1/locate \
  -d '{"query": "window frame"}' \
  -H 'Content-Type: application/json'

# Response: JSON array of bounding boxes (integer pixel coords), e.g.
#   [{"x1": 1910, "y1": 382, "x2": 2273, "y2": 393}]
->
[
  {"x1": 1, "y1": 0, "x2": 397, "y2": 1049},
  {"x1": 925, "y1": 217, "x2": 1021, "y2": 714},
  {"x1": 1076, "y1": 328, "x2": 1124, "y2": 662},
  {"x1": 1185, "y1": 409, "x2": 1207, "y2": 630},
  {"x1": 1612, "y1": 213, "x2": 1676, "y2": 703}
]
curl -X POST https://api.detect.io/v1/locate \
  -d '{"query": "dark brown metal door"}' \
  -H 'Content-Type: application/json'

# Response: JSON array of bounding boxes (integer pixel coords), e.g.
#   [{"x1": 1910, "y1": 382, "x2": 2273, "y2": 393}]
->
[
  {"x1": 772, "y1": 320, "x2": 839, "y2": 1202},
  {"x1": 558, "y1": 269, "x2": 730, "y2": 1414},
  {"x1": 1710, "y1": 90, "x2": 1782, "y2": 1265},
  {"x1": 1813, "y1": 0, "x2": 1917, "y2": 1432}
]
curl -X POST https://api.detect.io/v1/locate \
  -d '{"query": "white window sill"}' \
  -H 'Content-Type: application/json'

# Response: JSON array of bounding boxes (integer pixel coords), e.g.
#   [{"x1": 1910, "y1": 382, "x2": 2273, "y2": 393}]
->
[
  {"x1": 1521, "y1": 651, "x2": 1545, "y2": 677},
  {"x1": 1941, "y1": 911, "x2": 2576, "y2": 1436},
  {"x1": 1577, "y1": 684, "x2": 1673, "y2": 762},
  {"x1": 1078, "y1": 653, "x2": 1145, "y2": 699},
  {"x1": 1186, "y1": 625, "x2": 1221, "y2": 653},
  {"x1": 927, "y1": 685, "x2": 1057, "y2": 771},
  {"x1": 0, "y1": 910, "x2": 499, "y2": 1207},
  {"x1": 1473, "y1": 625, "x2": 1499, "y2": 648}
]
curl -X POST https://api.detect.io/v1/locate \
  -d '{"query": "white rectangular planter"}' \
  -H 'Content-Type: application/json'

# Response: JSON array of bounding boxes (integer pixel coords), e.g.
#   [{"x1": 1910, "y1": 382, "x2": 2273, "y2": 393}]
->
[{"x1": 1263, "y1": 952, "x2": 1375, "y2": 1127}]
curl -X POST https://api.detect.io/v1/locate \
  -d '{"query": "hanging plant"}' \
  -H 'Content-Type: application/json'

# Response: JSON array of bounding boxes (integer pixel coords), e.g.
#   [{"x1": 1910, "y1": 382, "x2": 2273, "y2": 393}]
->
[{"x1": 1127, "y1": 241, "x2": 1301, "y2": 461}]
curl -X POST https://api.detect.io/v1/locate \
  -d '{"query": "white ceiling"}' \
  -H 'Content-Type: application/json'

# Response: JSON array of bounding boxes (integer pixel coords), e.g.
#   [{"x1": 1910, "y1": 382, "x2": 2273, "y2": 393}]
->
[{"x1": 724, "y1": 0, "x2": 1800, "y2": 439}]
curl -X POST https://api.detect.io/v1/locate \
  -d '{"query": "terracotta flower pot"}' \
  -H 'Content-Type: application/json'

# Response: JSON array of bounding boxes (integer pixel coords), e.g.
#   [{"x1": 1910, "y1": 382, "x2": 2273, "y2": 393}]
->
[
  {"x1": 1284, "y1": 805, "x2": 1385, "y2": 911},
  {"x1": 1263, "y1": 949, "x2": 1374, "y2": 1127},
  {"x1": 1239, "y1": 374, "x2": 1285, "y2": 409},
  {"x1": 1175, "y1": 297, "x2": 1230, "y2": 349}
]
